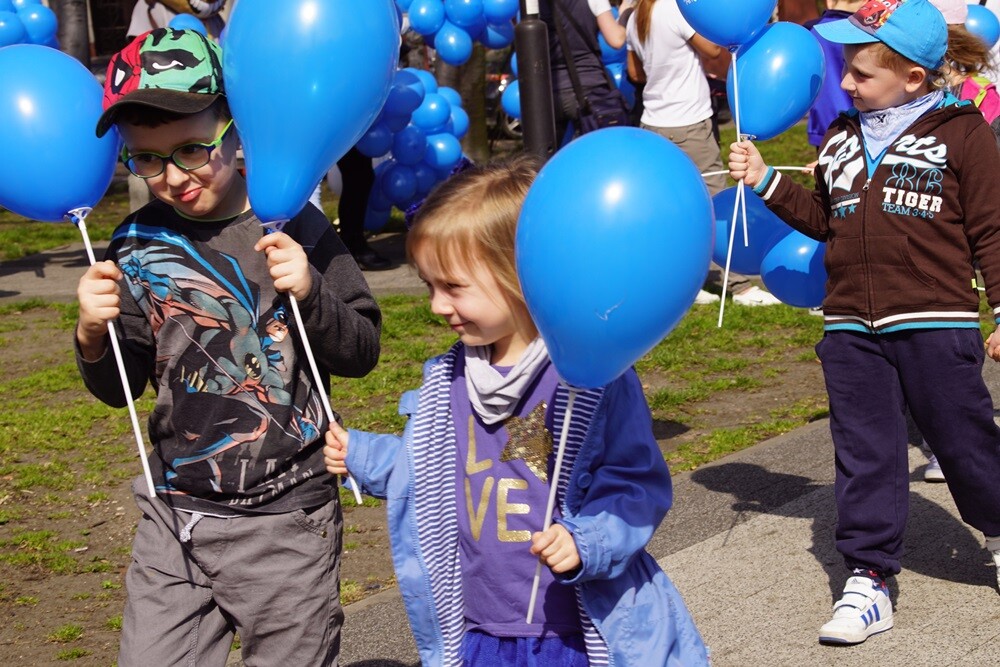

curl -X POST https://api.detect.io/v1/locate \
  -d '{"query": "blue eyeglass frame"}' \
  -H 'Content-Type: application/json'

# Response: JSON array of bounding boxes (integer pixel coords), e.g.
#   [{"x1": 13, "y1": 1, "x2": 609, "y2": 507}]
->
[{"x1": 121, "y1": 118, "x2": 235, "y2": 179}]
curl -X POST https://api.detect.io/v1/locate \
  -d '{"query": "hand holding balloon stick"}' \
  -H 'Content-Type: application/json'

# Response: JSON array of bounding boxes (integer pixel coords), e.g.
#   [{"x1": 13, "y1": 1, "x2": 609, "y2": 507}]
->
[{"x1": 0, "y1": 45, "x2": 156, "y2": 496}]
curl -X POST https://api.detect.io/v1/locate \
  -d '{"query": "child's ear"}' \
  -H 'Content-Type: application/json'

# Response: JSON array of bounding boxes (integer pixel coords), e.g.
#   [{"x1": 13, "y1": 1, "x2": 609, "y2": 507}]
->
[{"x1": 905, "y1": 66, "x2": 929, "y2": 93}]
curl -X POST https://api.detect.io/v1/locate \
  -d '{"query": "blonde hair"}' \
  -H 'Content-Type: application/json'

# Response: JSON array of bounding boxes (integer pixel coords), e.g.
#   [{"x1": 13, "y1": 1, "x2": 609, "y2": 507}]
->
[
  {"x1": 867, "y1": 42, "x2": 947, "y2": 90},
  {"x1": 406, "y1": 154, "x2": 542, "y2": 324},
  {"x1": 634, "y1": 0, "x2": 655, "y2": 45},
  {"x1": 943, "y1": 24, "x2": 995, "y2": 78}
]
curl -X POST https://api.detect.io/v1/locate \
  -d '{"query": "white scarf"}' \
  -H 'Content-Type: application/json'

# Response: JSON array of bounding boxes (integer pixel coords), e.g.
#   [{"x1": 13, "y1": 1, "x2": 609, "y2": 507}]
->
[
  {"x1": 464, "y1": 337, "x2": 550, "y2": 425},
  {"x1": 860, "y1": 90, "x2": 943, "y2": 160}
]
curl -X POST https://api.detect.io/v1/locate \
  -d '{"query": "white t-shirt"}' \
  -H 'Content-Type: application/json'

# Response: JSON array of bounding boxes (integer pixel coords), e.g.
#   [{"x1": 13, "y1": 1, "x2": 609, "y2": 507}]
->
[
  {"x1": 983, "y1": 0, "x2": 1000, "y2": 81},
  {"x1": 625, "y1": 0, "x2": 713, "y2": 127},
  {"x1": 126, "y1": 2, "x2": 177, "y2": 38}
]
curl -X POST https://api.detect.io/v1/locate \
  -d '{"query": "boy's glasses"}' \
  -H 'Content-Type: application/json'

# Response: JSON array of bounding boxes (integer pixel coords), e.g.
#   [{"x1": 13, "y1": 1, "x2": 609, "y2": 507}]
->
[{"x1": 121, "y1": 119, "x2": 235, "y2": 179}]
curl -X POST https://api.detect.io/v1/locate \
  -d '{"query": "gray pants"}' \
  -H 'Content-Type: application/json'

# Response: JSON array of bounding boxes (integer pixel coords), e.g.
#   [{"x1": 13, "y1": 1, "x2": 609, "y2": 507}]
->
[
  {"x1": 642, "y1": 117, "x2": 751, "y2": 294},
  {"x1": 119, "y1": 477, "x2": 344, "y2": 666}
]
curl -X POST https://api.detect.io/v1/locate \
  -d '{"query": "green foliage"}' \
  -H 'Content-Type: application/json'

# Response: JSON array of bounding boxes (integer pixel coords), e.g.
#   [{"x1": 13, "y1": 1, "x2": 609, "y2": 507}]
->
[{"x1": 47, "y1": 623, "x2": 84, "y2": 643}]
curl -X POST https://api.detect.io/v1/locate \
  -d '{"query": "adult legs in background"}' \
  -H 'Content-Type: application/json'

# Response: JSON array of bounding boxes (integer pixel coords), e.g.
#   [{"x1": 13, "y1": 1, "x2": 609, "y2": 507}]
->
[{"x1": 337, "y1": 147, "x2": 391, "y2": 271}]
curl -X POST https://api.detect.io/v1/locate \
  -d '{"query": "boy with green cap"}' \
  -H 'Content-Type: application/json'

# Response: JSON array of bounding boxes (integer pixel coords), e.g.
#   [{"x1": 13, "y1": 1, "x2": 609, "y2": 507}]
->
[{"x1": 75, "y1": 28, "x2": 381, "y2": 665}]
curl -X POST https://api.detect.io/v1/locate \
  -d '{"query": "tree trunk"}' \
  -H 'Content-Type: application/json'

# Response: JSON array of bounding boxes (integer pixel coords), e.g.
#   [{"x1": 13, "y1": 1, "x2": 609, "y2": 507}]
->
[
  {"x1": 50, "y1": 0, "x2": 91, "y2": 68},
  {"x1": 437, "y1": 45, "x2": 490, "y2": 163}
]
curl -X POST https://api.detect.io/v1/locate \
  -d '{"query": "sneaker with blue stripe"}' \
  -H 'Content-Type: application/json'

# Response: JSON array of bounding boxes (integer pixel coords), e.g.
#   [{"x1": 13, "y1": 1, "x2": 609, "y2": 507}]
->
[{"x1": 819, "y1": 574, "x2": 893, "y2": 645}]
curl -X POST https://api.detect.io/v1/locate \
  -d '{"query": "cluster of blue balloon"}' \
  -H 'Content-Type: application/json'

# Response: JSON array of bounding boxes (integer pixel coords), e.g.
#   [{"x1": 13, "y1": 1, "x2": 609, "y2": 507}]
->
[
  {"x1": 0, "y1": 0, "x2": 58, "y2": 49},
  {"x1": 501, "y1": 6, "x2": 635, "y2": 124},
  {"x1": 402, "y1": 0, "x2": 518, "y2": 66},
  {"x1": 711, "y1": 188, "x2": 826, "y2": 308},
  {"x1": 355, "y1": 67, "x2": 470, "y2": 231},
  {"x1": 967, "y1": 3, "x2": 1000, "y2": 48}
]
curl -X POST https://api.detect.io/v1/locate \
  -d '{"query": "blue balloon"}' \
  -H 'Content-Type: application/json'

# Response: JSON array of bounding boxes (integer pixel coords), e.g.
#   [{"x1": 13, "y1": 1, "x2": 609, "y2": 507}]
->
[
  {"x1": 677, "y1": 0, "x2": 775, "y2": 48},
  {"x1": 516, "y1": 128, "x2": 713, "y2": 389},
  {"x1": 0, "y1": 10, "x2": 26, "y2": 46},
  {"x1": 0, "y1": 45, "x2": 119, "y2": 222},
  {"x1": 0, "y1": 0, "x2": 15, "y2": 10},
  {"x1": 463, "y1": 12, "x2": 487, "y2": 40},
  {"x1": 395, "y1": 0, "x2": 414, "y2": 10},
  {"x1": 605, "y1": 62, "x2": 634, "y2": 110},
  {"x1": 510, "y1": 52, "x2": 518, "y2": 76},
  {"x1": 16, "y1": 3, "x2": 55, "y2": 44},
  {"x1": 967, "y1": 4, "x2": 1000, "y2": 48},
  {"x1": 392, "y1": 124, "x2": 429, "y2": 164},
  {"x1": 168, "y1": 13, "x2": 207, "y2": 35},
  {"x1": 599, "y1": 33, "x2": 625, "y2": 65},
  {"x1": 10, "y1": 0, "x2": 40, "y2": 8},
  {"x1": 223, "y1": 0, "x2": 400, "y2": 223},
  {"x1": 411, "y1": 92, "x2": 452, "y2": 132},
  {"x1": 409, "y1": 0, "x2": 446, "y2": 35},
  {"x1": 437, "y1": 85, "x2": 462, "y2": 108},
  {"x1": 500, "y1": 79, "x2": 521, "y2": 119},
  {"x1": 405, "y1": 66, "x2": 439, "y2": 94},
  {"x1": 480, "y1": 20, "x2": 514, "y2": 48},
  {"x1": 424, "y1": 133, "x2": 462, "y2": 170},
  {"x1": 382, "y1": 162, "x2": 419, "y2": 205},
  {"x1": 711, "y1": 186, "x2": 791, "y2": 275},
  {"x1": 385, "y1": 70, "x2": 426, "y2": 116},
  {"x1": 727, "y1": 21, "x2": 825, "y2": 140},
  {"x1": 356, "y1": 121, "x2": 394, "y2": 157},
  {"x1": 444, "y1": 0, "x2": 484, "y2": 27},
  {"x1": 483, "y1": 0, "x2": 518, "y2": 23},
  {"x1": 364, "y1": 203, "x2": 393, "y2": 231},
  {"x1": 413, "y1": 161, "x2": 439, "y2": 194},
  {"x1": 434, "y1": 20, "x2": 474, "y2": 66},
  {"x1": 760, "y1": 231, "x2": 827, "y2": 308},
  {"x1": 450, "y1": 105, "x2": 470, "y2": 138}
]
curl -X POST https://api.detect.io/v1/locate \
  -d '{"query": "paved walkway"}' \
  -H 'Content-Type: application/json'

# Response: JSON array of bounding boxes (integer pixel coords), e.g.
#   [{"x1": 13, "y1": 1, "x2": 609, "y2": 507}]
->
[{"x1": 3, "y1": 240, "x2": 998, "y2": 667}]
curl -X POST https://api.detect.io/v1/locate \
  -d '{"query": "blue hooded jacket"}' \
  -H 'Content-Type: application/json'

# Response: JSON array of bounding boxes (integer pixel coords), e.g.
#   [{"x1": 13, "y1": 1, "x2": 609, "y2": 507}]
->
[{"x1": 343, "y1": 344, "x2": 708, "y2": 666}]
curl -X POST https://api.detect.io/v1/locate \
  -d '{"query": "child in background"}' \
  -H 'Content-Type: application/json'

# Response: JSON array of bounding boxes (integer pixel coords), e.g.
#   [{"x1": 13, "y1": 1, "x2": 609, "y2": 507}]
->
[
  {"x1": 805, "y1": 0, "x2": 867, "y2": 150},
  {"x1": 728, "y1": 0, "x2": 1000, "y2": 646},
  {"x1": 76, "y1": 28, "x2": 381, "y2": 665},
  {"x1": 323, "y1": 155, "x2": 707, "y2": 666}
]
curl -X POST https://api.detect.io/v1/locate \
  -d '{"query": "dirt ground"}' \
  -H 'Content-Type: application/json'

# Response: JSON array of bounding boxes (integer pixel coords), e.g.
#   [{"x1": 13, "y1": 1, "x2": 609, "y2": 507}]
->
[{"x1": 0, "y1": 306, "x2": 825, "y2": 666}]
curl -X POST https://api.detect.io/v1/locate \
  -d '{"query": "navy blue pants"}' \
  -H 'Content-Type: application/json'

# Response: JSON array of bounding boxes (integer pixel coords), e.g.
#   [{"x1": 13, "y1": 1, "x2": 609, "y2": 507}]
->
[{"x1": 816, "y1": 329, "x2": 1000, "y2": 576}]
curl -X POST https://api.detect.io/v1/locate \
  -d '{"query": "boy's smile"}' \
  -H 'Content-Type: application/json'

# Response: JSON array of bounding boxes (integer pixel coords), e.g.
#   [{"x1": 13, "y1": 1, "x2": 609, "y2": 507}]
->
[{"x1": 119, "y1": 107, "x2": 249, "y2": 220}]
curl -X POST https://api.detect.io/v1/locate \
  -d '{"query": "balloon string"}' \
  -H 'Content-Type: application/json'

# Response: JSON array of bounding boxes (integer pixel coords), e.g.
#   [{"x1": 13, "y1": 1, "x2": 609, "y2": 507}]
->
[
  {"x1": 716, "y1": 183, "x2": 743, "y2": 328},
  {"x1": 262, "y1": 222, "x2": 365, "y2": 507},
  {"x1": 702, "y1": 166, "x2": 812, "y2": 178},
  {"x1": 68, "y1": 207, "x2": 158, "y2": 498},
  {"x1": 526, "y1": 386, "x2": 577, "y2": 624}
]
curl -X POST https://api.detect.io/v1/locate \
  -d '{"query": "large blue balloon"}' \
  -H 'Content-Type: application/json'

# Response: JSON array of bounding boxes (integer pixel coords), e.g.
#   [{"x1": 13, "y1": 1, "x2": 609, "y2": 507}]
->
[
  {"x1": 0, "y1": 10, "x2": 26, "y2": 46},
  {"x1": 483, "y1": 0, "x2": 518, "y2": 22},
  {"x1": 677, "y1": 0, "x2": 775, "y2": 49},
  {"x1": 967, "y1": 4, "x2": 1000, "y2": 49},
  {"x1": 711, "y1": 186, "x2": 791, "y2": 275},
  {"x1": 727, "y1": 21, "x2": 825, "y2": 141},
  {"x1": 0, "y1": 45, "x2": 119, "y2": 222},
  {"x1": 223, "y1": 0, "x2": 400, "y2": 223},
  {"x1": 760, "y1": 231, "x2": 827, "y2": 308},
  {"x1": 501, "y1": 79, "x2": 521, "y2": 119},
  {"x1": 517, "y1": 128, "x2": 713, "y2": 389}
]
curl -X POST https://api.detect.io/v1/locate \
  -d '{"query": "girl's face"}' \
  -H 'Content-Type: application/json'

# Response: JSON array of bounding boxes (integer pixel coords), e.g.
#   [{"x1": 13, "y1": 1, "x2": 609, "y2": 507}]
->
[
  {"x1": 413, "y1": 243, "x2": 532, "y2": 366},
  {"x1": 841, "y1": 44, "x2": 925, "y2": 112}
]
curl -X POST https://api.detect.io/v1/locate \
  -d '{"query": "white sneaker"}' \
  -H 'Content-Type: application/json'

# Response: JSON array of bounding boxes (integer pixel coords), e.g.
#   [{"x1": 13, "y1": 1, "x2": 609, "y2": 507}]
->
[
  {"x1": 924, "y1": 454, "x2": 945, "y2": 483},
  {"x1": 808, "y1": 306, "x2": 824, "y2": 316},
  {"x1": 986, "y1": 535, "x2": 1000, "y2": 589},
  {"x1": 732, "y1": 285, "x2": 782, "y2": 306},
  {"x1": 695, "y1": 289, "x2": 720, "y2": 305},
  {"x1": 818, "y1": 575, "x2": 893, "y2": 645}
]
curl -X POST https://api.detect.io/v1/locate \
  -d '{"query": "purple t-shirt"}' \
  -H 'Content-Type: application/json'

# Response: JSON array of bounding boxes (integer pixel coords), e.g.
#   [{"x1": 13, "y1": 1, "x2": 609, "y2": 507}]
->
[{"x1": 451, "y1": 356, "x2": 582, "y2": 638}]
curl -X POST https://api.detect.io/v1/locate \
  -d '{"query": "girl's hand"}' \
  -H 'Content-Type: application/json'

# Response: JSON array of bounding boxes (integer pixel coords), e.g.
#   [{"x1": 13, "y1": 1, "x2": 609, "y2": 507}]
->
[
  {"x1": 530, "y1": 524, "x2": 581, "y2": 574},
  {"x1": 987, "y1": 327, "x2": 1000, "y2": 362},
  {"x1": 76, "y1": 261, "x2": 122, "y2": 360},
  {"x1": 728, "y1": 140, "x2": 769, "y2": 189},
  {"x1": 323, "y1": 420, "x2": 350, "y2": 476},
  {"x1": 255, "y1": 232, "x2": 312, "y2": 301}
]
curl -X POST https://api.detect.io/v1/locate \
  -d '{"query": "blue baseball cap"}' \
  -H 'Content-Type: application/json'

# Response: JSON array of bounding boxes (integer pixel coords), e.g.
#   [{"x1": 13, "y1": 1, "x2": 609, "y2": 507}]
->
[{"x1": 815, "y1": 0, "x2": 947, "y2": 70}]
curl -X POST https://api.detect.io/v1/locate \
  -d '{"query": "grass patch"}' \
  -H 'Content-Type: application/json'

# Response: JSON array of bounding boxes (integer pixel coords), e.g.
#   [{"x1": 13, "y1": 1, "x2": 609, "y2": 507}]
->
[
  {"x1": 105, "y1": 614, "x2": 123, "y2": 632},
  {"x1": 47, "y1": 623, "x2": 84, "y2": 643}
]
